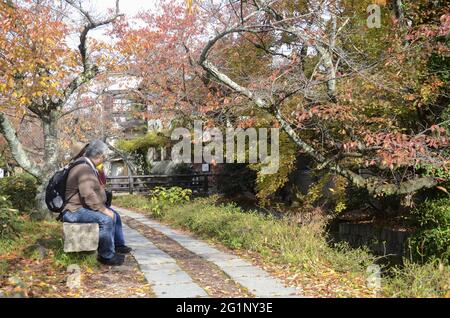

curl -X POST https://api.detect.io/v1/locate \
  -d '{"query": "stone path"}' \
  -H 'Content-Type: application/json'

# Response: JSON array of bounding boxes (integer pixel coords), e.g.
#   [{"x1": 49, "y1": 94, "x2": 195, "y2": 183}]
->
[
  {"x1": 123, "y1": 224, "x2": 207, "y2": 298},
  {"x1": 115, "y1": 206, "x2": 300, "y2": 298},
  {"x1": 123, "y1": 216, "x2": 251, "y2": 297}
]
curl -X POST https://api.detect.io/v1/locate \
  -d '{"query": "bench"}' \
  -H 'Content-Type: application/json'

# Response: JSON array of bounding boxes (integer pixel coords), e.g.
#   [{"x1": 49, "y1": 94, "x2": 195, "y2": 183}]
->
[{"x1": 63, "y1": 223, "x2": 99, "y2": 253}]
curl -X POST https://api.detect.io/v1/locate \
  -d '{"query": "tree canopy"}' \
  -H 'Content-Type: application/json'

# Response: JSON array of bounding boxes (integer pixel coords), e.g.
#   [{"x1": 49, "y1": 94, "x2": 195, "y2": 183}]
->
[{"x1": 0, "y1": 0, "x2": 449, "y2": 217}]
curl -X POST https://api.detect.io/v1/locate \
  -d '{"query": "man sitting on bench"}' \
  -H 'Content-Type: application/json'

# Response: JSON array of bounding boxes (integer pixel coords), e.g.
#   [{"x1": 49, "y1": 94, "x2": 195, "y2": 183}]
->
[{"x1": 61, "y1": 140, "x2": 127, "y2": 266}]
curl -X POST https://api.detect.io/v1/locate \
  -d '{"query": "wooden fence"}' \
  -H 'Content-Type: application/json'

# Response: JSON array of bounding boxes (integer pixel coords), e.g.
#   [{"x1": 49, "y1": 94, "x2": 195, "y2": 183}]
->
[{"x1": 106, "y1": 174, "x2": 213, "y2": 195}]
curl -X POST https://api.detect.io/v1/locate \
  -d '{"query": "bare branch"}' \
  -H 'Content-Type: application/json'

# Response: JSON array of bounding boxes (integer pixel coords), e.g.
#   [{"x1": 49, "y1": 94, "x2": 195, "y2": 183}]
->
[
  {"x1": 62, "y1": 0, "x2": 123, "y2": 100},
  {"x1": 200, "y1": 60, "x2": 269, "y2": 109}
]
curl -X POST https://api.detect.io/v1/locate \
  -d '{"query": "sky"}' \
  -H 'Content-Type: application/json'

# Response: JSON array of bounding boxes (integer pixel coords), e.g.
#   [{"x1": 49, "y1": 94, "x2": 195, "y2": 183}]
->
[
  {"x1": 64, "y1": 0, "x2": 160, "y2": 49},
  {"x1": 87, "y1": 0, "x2": 158, "y2": 18}
]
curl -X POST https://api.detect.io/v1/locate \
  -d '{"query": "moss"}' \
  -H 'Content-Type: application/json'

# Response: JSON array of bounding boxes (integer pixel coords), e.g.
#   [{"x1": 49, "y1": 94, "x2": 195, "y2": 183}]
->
[{"x1": 116, "y1": 131, "x2": 171, "y2": 153}]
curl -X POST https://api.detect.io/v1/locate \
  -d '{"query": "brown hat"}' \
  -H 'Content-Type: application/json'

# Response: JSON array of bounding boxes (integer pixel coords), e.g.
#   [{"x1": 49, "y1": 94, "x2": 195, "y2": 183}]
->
[{"x1": 70, "y1": 141, "x2": 89, "y2": 161}]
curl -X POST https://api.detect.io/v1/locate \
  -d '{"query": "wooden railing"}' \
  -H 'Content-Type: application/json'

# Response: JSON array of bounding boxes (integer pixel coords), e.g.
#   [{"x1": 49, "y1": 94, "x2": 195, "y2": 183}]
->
[{"x1": 106, "y1": 173, "x2": 213, "y2": 195}]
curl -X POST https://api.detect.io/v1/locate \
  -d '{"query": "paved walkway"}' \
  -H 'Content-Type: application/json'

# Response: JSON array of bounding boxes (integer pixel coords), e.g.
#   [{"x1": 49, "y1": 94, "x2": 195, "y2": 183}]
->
[{"x1": 115, "y1": 206, "x2": 300, "y2": 298}]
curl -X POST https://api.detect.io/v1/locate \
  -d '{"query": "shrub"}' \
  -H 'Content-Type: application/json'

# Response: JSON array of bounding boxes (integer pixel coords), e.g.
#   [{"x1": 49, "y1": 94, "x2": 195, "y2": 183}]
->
[
  {"x1": 408, "y1": 195, "x2": 450, "y2": 263},
  {"x1": 216, "y1": 163, "x2": 256, "y2": 196},
  {"x1": 0, "y1": 195, "x2": 23, "y2": 239},
  {"x1": 147, "y1": 187, "x2": 192, "y2": 217},
  {"x1": 252, "y1": 132, "x2": 297, "y2": 204},
  {"x1": 0, "y1": 173, "x2": 38, "y2": 213}
]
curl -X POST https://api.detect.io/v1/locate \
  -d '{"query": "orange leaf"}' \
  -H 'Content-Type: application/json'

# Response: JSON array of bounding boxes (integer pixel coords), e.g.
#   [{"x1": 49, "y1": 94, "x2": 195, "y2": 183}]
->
[{"x1": 436, "y1": 186, "x2": 449, "y2": 194}]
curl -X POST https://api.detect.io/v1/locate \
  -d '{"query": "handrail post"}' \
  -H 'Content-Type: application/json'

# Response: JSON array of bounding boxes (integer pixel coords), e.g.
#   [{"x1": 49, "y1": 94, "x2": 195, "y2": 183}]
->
[
  {"x1": 129, "y1": 175, "x2": 133, "y2": 194},
  {"x1": 203, "y1": 174, "x2": 208, "y2": 194}
]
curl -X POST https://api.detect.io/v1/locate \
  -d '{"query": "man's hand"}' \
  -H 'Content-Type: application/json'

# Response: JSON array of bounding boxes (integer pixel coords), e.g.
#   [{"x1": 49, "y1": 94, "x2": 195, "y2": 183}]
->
[{"x1": 101, "y1": 207, "x2": 114, "y2": 219}]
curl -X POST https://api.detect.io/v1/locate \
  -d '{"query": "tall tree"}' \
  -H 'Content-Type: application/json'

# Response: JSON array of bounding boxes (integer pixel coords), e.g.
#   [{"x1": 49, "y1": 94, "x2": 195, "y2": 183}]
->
[
  {"x1": 0, "y1": 0, "x2": 123, "y2": 218},
  {"x1": 193, "y1": 0, "x2": 449, "y2": 198}
]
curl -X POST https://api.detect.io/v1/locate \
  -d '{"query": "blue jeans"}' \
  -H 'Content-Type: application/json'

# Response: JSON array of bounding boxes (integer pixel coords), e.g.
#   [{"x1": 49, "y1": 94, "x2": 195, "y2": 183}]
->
[
  {"x1": 109, "y1": 207, "x2": 126, "y2": 247},
  {"x1": 62, "y1": 207, "x2": 126, "y2": 259}
]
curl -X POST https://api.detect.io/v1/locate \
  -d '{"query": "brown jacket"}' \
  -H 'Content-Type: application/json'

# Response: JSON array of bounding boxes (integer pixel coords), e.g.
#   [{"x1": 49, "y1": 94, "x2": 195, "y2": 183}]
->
[{"x1": 64, "y1": 157, "x2": 107, "y2": 212}]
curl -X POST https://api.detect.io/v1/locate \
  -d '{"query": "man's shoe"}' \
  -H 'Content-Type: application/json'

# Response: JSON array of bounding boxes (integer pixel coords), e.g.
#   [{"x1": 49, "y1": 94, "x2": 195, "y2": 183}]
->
[
  {"x1": 97, "y1": 254, "x2": 125, "y2": 266},
  {"x1": 115, "y1": 245, "x2": 132, "y2": 254}
]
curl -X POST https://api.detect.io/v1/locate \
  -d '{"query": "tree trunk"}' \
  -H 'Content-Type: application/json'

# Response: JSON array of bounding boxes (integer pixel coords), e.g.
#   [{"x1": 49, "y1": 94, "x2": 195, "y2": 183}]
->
[
  {"x1": 392, "y1": 0, "x2": 404, "y2": 24},
  {"x1": 34, "y1": 111, "x2": 60, "y2": 220},
  {"x1": 35, "y1": 181, "x2": 51, "y2": 220},
  {"x1": 316, "y1": 45, "x2": 337, "y2": 102}
]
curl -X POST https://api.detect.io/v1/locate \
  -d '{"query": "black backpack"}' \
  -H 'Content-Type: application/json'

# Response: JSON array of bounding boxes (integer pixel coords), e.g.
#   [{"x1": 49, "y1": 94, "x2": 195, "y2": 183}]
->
[{"x1": 45, "y1": 159, "x2": 89, "y2": 214}]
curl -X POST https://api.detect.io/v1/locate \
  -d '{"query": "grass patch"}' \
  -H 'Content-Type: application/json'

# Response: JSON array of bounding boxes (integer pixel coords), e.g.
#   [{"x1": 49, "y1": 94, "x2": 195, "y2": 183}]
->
[
  {"x1": 0, "y1": 217, "x2": 98, "y2": 275},
  {"x1": 0, "y1": 216, "x2": 99, "y2": 297},
  {"x1": 382, "y1": 260, "x2": 450, "y2": 298},
  {"x1": 115, "y1": 194, "x2": 374, "y2": 271},
  {"x1": 114, "y1": 194, "x2": 449, "y2": 297}
]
